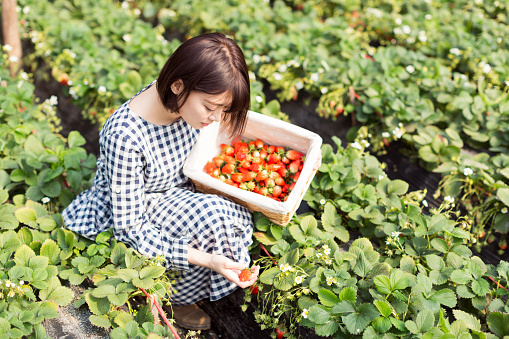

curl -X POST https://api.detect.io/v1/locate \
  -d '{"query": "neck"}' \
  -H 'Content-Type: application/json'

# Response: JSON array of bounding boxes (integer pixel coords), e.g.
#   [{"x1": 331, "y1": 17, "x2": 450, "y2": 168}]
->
[{"x1": 130, "y1": 84, "x2": 180, "y2": 126}]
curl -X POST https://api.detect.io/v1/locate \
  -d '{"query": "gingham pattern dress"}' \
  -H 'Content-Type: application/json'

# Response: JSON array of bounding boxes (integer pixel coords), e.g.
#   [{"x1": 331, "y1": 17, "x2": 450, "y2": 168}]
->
[{"x1": 63, "y1": 81, "x2": 254, "y2": 305}]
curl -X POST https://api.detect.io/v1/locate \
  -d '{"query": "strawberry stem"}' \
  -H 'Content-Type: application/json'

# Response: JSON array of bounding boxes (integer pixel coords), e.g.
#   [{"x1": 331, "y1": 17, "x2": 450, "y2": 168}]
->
[
  {"x1": 140, "y1": 288, "x2": 180, "y2": 339},
  {"x1": 259, "y1": 243, "x2": 277, "y2": 266}
]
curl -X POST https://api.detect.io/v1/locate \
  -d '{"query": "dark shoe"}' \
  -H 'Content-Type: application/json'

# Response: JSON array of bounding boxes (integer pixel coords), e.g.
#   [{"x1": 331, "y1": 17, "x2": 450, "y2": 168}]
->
[{"x1": 170, "y1": 304, "x2": 211, "y2": 330}]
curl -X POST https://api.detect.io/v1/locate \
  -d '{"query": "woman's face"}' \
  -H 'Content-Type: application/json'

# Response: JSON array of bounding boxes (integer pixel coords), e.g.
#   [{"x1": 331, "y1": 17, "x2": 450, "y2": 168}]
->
[{"x1": 177, "y1": 90, "x2": 231, "y2": 130}]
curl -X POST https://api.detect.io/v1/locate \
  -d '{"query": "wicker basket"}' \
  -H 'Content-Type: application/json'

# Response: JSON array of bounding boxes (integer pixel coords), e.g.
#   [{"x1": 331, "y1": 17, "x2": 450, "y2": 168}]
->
[{"x1": 183, "y1": 111, "x2": 322, "y2": 226}]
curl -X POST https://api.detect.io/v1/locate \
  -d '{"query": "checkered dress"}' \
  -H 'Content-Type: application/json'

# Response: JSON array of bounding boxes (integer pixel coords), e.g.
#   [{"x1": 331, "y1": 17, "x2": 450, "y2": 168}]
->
[{"x1": 63, "y1": 82, "x2": 254, "y2": 305}]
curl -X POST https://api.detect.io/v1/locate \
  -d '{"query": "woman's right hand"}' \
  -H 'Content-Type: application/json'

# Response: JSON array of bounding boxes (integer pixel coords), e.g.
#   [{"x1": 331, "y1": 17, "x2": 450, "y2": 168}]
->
[{"x1": 209, "y1": 254, "x2": 260, "y2": 289}]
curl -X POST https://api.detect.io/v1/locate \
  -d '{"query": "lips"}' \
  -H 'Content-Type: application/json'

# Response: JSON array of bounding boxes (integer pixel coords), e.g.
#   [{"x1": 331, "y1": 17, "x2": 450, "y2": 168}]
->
[{"x1": 201, "y1": 123, "x2": 211, "y2": 127}]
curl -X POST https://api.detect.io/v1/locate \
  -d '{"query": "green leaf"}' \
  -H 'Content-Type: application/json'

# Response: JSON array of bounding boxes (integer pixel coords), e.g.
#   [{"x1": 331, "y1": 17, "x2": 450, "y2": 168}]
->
[
  {"x1": 117, "y1": 268, "x2": 139, "y2": 283},
  {"x1": 68, "y1": 131, "x2": 86, "y2": 148},
  {"x1": 314, "y1": 320, "x2": 340, "y2": 337},
  {"x1": 338, "y1": 286, "x2": 357, "y2": 302},
  {"x1": 487, "y1": 312, "x2": 509, "y2": 338},
  {"x1": 332, "y1": 300, "x2": 356, "y2": 314},
  {"x1": 259, "y1": 266, "x2": 280, "y2": 285},
  {"x1": 108, "y1": 292, "x2": 129, "y2": 306},
  {"x1": 37, "y1": 216, "x2": 57, "y2": 232},
  {"x1": 497, "y1": 188, "x2": 509, "y2": 207},
  {"x1": 92, "y1": 284, "x2": 116, "y2": 298},
  {"x1": 89, "y1": 314, "x2": 111, "y2": 329},
  {"x1": 253, "y1": 232, "x2": 277, "y2": 245},
  {"x1": 25, "y1": 135, "x2": 45, "y2": 155},
  {"x1": 343, "y1": 310, "x2": 371, "y2": 334},
  {"x1": 139, "y1": 266, "x2": 166, "y2": 280},
  {"x1": 85, "y1": 292, "x2": 111, "y2": 315},
  {"x1": 374, "y1": 300, "x2": 392, "y2": 318},
  {"x1": 434, "y1": 289, "x2": 457, "y2": 308},
  {"x1": 374, "y1": 275, "x2": 391, "y2": 294},
  {"x1": 132, "y1": 277, "x2": 155, "y2": 289},
  {"x1": 14, "y1": 244, "x2": 36, "y2": 266},
  {"x1": 308, "y1": 305, "x2": 332, "y2": 325},
  {"x1": 318, "y1": 289, "x2": 340, "y2": 308},
  {"x1": 15, "y1": 207, "x2": 38, "y2": 227},
  {"x1": 452, "y1": 310, "x2": 481, "y2": 331},
  {"x1": 372, "y1": 316, "x2": 392, "y2": 334},
  {"x1": 45, "y1": 286, "x2": 74, "y2": 306},
  {"x1": 110, "y1": 242, "x2": 127, "y2": 266},
  {"x1": 390, "y1": 270, "x2": 409, "y2": 290},
  {"x1": 450, "y1": 270, "x2": 473, "y2": 284},
  {"x1": 471, "y1": 278, "x2": 490, "y2": 297},
  {"x1": 416, "y1": 309, "x2": 435, "y2": 333}
]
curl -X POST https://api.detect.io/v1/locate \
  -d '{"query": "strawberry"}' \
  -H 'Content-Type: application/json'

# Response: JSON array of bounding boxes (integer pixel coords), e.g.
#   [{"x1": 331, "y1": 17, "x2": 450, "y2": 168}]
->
[
  {"x1": 225, "y1": 146, "x2": 234, "y2": 156},
  {"x1": 278, "y1": 167, "x2": 288, "y2": 178},
  {"x1": 224, "y1": 155, "x2": 236, "y2": 164},
  {"x1": 239, "y1": 268, "x2": 252, "y2": 282},
  {"x1": 212, "y1": 168, "x2": 221, "y2": 177},
  {"x1": 242, "y1": 171, "x2": 256, "y2": 182},
  {"x1": 288, "y1": 182, "x2": 296, "y2": 192},
  {"x1": 240, "y1": 159, "x2": 251, "y2": 169},
  {"x1": 276, "y1": 146, "x2": 285, "y2": 154},
  {"x1": 212, "y1": 156, "x2": 225, "y2": 167},
  {"x1": 220, "y1": 143, "x2": 229, "y2": 151},
  {"x1": 251, "y1": 150, "x2": 260, "y2": 158},
  {"x1": 275, "y1": 177, "x2": 285, "y2": 186},
  {"x1": 255, "y1": 139, "x2": 265, "y2": 148},
  {"x1": 203, "y1": 162, "x2": 217, "y2": 174},
  {"x1": 265, "y1": 178, "x2": 275, "y2": 188},
  {"x1": 272, "y1": 185, "x2": 282, "y2": 198},
  {"x1": 276, "y1": 328, "x2": 286, "y2": 339},
  {"x1": 256, "y1": 170, "x2": 269, "y2": 182},
  {"x1": 267, "y1": 145, "x2": 276, "y2": 154},
  {"x1": 260, "y1": 149, "x2": 268, "y2": 159},
  {"x1": 288, "y1": 160, "x2": 301, "y2": 174},
  {"x1": 231, "y1": 173, "x2": 243, "y2": 183},
  {"x1": 236, "y1": 152, "x2": 247, "y2": 161},
  {"x1": 60, "y1": 73, "x2": 69, "y2": 86},
  {"x1": 251, "y1": 156, "x2": 262, "y2": 165},
  {"x1": 250, "y1": 285, "x2": 259, "y2": 294},
  {"x1": 281, "y1": 156, "x2": 291, "y2": 164},
  {"x1": 249, "y1": 163, "x2": 260, "y2": 172},
  {"x1": 294, "y1": 171, "x2": 301, "y2": 181},
  {"x1": 267, "y1": 153, "x2": 281, "y2": 165},
  {"x1": 286, "y1": 149, "x2": 303, "y2": 161},
  {"x1": 258, "y1": 187, "x2": 269, "y2": 196},
  {"x1": 222, "y1": 163, "x2": 235, "y2": 175},
  {"x1": 248, "y1": 140, "x2": 256, "y2": 149}
]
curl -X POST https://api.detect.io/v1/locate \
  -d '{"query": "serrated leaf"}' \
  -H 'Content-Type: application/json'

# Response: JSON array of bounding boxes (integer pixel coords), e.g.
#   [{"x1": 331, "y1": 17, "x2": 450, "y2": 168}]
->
[
  {"x1": 453, "y1": 310, "x2": 481, "y2": 331},
  {"x1": 434, "y1": 289, "x2": 457, "y2": 308},
  {"x1": 46, "y1": 286, "x2": 74, "y2": 306},
  {"x1": 114, "y1": 312, "x2": 134, "y2": 328},
  {"x1": 374, "y1": 275, "x2": 391, "y2": 294},
  {"x1": 308, "y1": 305, "x2": 332, "y2": 324},
  {"x1": 85, "y1": 292, "x2": 111, "y2": 315},
  {"x1": 260, "y1": 266, "x2": 280, "y2": 285},
  {"x1": 89, "y1": 314, "x2": 111, "y2": 329},
  {"x1": 338, "y1": 286, "x2": 357, "y2": 302},
  {"x1": 14, "y1": 244, "x2": 36, "y2": 266},
  {"x1": 15, "y1": 207, "x2": 38, "y2": 227},
  {"x1": 108, "y1": 292, "x2": 129, "y2": 306},
  {"x1": 497, "y1": 188, "x2": 509, "y2": 207},
  {"x1": 488, "y1": 312, "x2": 509, "y2": 338},
  {"x1": 132, "y1": 277, "x2": 155, "y2": 289},
  {"x1": 372, "y1": 316, "x2": 392, "y2": 334},
  {"x1": 374, "y1": 300, "x2": 392, "y2": 318},
  {"x1": 318, "y1": 289, "x2": 340, "y2": 307},
  {"x1": 450, "y1": 270, "x2": 473, "y2": 284},
  {"x1": 253, "y1": 231, "x2": 277, "y2": 245},
  {"x1": 139, "y1": 266, "x2": 166, "y2": 279},
  {"x1": 471, "y1": 278, "x2": 490, "y2": 296},
  {"x1": 40, "y1": 239, "x2": 61, "y2": 265},
  {"x1": 92, "y1": 284, "x2": 116, "y2": 298}
]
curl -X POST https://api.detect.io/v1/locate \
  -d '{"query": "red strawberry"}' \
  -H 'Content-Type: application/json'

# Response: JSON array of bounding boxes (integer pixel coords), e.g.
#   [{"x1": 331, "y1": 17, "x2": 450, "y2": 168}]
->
[
  {"x1": 224, "y1": 155, "x2": 236, "y2": 164},
  {"x1": 294, "y1": 171, "x2": 301, "y2": 181},
  {"x1": 242, "y1": 171, "x2": 256, "y2": 182},
  {"x1": 220, "y1": 143, "x2": 229, "y2": 151},
  {"x1": 239, "y1": 268, "x2": 252, "y2": 282},
  {"x1": 278, "y1": 167, "x2": 288, "y2": 178},
  {"x1": 281, "y1": 156, "x2": 291, "y2": 164},
  {"x1": 255, "y1": 139, "x2": 265, "y2": 148},
  {"x1": 272, "y1": 185, "x2": 282, "y2": 198},
  {"x1": 204, "y1": 162, "x2": 217, "y2": 174},
  {"x1": 267, "y1": 145, "x2": 276, "y2": 154},
  {"x1": 267, "y1": 153, "x2": 281, "y2": 165},
  {"x1": 249, "y1": 163, "x2": 260, "y2": 172},
  {"x1": 275, "y1": 177, "x2": 285, "y2": 186},
  {"x1": 60, "y1": 73, "x2": 69, "y2": 86},
  {"x1": 256, "y1": 170, "x2": 269, "y2": 182},
  {"x1": 265, "y1": 178, "x2": 275, "y2": 188},
  {"x1": 222, "y1": 163, "x2": 235, "y2": 174},
  {"x1": 231, "y1": 173, "x2": 243, "y2": 183},
  {"x1": 212, "y1": 168, "x2": 220, "y2": 177},
  {"x1": 286, "y1": 150, "x2": 303, "y2": 161},
  {"x1": 251, "y1": 156, "x2": 262, "y2": 165},
  {"x1": 248, "y1": 140, "x2": 256, "y2": 149},
  {"x1": 240, "y1": 159, "x2": 251, "y2": 169},
  {"x1": 276, "y1": 328, "x2": 286, "y2": 339},
  {"x1": 236, "y1": 152, "x2": 247, "y2": 161},
  {"x1": 212, "y1": 156, "x2": 225, "y2": 167},
  {"x1": 289, "y1": 160, "x2": 301, "y2": 174},
  {"x1": 258, "y1": 187, "x2": 269, "y2": 196},
  {"x1": 276, "y1": 146, "x2": 285, "y2": 154},
  {"x1": 289, "y1": 182, "x2": 296, "y2": 192},
  {"x1": 225, "y1": 146, "x2": 234, "y2": 156},
  {"x1": 250, "y1": 285, "x2": 259, "y2": 294}
]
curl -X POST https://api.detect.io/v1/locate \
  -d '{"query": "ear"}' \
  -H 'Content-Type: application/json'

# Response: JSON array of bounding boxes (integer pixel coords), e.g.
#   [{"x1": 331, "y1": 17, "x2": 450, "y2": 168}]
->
[{"x1": 171, "y1": 79, "x2": 184, "y2": 95}]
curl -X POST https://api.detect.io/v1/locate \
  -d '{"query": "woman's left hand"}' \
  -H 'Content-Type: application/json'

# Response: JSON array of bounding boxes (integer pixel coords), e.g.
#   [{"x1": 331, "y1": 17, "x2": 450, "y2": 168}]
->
[{"x1": 210, "y1": 254, "x2": 260, "y2": 289}]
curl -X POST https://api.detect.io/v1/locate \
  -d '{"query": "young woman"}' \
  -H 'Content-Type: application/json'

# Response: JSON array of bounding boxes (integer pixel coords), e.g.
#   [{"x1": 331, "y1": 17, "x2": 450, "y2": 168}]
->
[{"x1": 63, "y1": 33, "x2": 259, "y2": 330}]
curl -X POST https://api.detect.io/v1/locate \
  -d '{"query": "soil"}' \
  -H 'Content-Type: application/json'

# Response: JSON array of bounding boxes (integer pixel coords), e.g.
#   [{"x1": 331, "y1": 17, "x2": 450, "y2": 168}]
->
[{"x1": 29, "y1": 65, "x2": 507, "y2": 339}]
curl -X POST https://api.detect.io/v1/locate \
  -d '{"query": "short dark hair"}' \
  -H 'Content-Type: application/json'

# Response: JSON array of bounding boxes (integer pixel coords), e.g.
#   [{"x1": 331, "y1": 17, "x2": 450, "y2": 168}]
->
[{"x1": 156, "y1": 33, "x2": 250, "y2": 137}]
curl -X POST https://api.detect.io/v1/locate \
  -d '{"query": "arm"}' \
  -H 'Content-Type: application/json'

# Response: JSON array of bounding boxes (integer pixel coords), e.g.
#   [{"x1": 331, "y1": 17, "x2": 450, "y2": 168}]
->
[
  {"x1": 102, "y1": 132, "x2": 190, "y2": 271},
  {"x1": 187, "y1": 247, "x2": 259, "y2": 288}
]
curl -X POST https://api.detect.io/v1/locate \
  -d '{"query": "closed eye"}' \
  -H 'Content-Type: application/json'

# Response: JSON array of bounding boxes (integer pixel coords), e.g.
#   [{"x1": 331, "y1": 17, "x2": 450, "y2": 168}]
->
[{"x1": 204, "y1": 106, "x2": 214, "y2": 111}]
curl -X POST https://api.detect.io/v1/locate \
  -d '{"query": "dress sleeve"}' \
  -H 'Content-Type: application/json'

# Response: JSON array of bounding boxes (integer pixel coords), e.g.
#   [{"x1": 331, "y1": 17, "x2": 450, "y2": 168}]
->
[{"x1": 102, "y1": 131, "x2": 189, "y2": 270}]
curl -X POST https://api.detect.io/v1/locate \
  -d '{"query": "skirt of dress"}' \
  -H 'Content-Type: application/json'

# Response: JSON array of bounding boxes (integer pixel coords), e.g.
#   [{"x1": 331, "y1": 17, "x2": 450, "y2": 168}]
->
[{"x1": 125, "y1": 187, "x2": 254, "y2": 305}]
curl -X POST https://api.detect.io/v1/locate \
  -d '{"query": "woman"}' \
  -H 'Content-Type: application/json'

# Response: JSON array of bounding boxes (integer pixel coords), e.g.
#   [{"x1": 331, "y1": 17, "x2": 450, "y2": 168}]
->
[{"x1": 63, "y1": 33, "x2": 259, "y2": 330}]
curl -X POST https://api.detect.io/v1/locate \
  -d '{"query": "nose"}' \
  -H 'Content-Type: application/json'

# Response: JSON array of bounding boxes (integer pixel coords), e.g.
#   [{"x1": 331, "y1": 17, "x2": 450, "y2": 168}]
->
[{"x1": 209, "y1": 111, "x2": 220, "y2": 122}]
